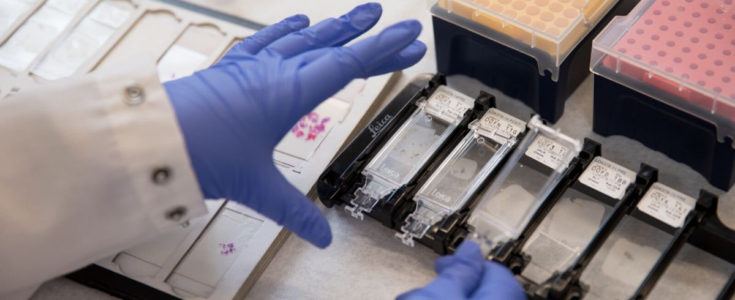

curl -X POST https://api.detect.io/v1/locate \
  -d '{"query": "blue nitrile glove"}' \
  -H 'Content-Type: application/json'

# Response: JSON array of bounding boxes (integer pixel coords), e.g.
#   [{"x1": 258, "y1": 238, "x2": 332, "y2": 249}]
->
[
  {"x1": 398, "y1": 241, "x2": 526, "y2": 300},
  {"x1": 164, "y1": 3, "x2": 426, "y2": 248}
]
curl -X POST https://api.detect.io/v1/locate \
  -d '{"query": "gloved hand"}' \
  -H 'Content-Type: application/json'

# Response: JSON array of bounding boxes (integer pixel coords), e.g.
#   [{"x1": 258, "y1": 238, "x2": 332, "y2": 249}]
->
[
  {"x1": 398, "y1": 241, "x2": 526, "y2": 300},
  {"x1": 164, "y1": 3, "x2": 426, "y2": 248}
]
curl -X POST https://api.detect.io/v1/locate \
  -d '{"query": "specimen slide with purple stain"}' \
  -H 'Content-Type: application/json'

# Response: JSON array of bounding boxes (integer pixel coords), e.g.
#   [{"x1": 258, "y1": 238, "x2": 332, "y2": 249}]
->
[{"x1": 166, "y1": 206, "x2": 264, "y2": 298}]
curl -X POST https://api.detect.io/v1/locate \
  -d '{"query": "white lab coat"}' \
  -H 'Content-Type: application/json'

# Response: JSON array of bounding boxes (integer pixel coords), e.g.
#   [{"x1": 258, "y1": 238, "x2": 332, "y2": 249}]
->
[{"x1": 0, "y1": 63, "x2": 206, "y2": 296}]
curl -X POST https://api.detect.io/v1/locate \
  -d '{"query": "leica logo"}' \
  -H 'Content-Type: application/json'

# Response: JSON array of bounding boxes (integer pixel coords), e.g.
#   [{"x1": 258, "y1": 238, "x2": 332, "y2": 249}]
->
[{"x1": 368, "y1": 114, "x2": 393, "y2": 138}]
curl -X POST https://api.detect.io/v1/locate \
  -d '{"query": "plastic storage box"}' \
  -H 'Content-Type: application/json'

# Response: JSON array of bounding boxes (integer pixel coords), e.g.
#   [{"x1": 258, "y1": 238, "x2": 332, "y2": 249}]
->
[
  {"x1": 591, "y1": 0, "x2": 735, "y2": 189},
  {"x1": 432, "y1": 0, "x2": 637, "y2": 122}
]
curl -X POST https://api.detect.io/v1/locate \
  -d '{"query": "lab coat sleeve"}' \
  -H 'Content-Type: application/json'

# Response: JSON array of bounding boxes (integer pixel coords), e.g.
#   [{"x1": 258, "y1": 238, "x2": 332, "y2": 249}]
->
[{"x1": 0, "y1": 63, "x2": 207, "y2": 294}]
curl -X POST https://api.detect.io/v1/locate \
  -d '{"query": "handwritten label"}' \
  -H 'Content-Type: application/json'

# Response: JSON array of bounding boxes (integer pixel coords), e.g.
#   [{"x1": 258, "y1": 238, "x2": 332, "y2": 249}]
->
[
  {"x1": 478, "y1": 108, "x2": 526, "y2": 142},
  {"x1": 425, "y1": 85, "x2": 474, "y2": 123},
  {"x1": 637, "y1": 183, "x2": 695, "y2": 228},
  {"x1": 525, "y1": 135, "x2": 571, "y2": 170},
  {"x1": 579, "y1": 157, "x2": 636, "y2": 200}
]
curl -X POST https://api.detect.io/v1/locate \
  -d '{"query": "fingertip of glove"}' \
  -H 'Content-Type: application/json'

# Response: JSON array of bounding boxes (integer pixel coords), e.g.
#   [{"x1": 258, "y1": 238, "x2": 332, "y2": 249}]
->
[
  {"x1": 401, "y1": 40, "x2": 427, "y2": 59},
  {"x1": 300, "y1": 204, "x2": 333, "y2": 248},
  {"x1": 348, "y1": 2, "x2": 383, "y2": 30},
  {"x1": 312, "y1": 221, "x2": 333, "y2": 248},
  {"x1": 355, "y1": 2, "x2": 382, "y2": 15},
  {"x1": 286, "y1": 14, "x2": 310, "y2": 29},
  {"x1": 383, "y1": 20, "x2": 422, "y2": 41},
  {"x1": 400, "y1": 19, "x2": 423, "y2": 33}
]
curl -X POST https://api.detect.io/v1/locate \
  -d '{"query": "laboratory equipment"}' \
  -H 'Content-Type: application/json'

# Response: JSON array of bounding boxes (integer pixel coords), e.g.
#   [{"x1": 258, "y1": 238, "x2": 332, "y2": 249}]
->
[
  {"x1": 576, "y1": 183, "x2": 699, "y2": 299},
  {"x1": 345, "y1": 84, "x2": 478, "y2": 220},
  {"x1": 630, "y1": 190, "x2": 726, "y2": 300},
  {"x1": 643, "y1": 242, "x2": 735, "y2": 300},
  {"x1": 518, "y1": 156, "x2": 636, "y2": 284},
  {"x1": 318, "y1": 74, "x2": 499, "y2": 251},
  {"x1": 720, "y1": 272, "x2": 735, "y2": 300},
  {"x1": 315, "y1": 73, "x2": 735, "y2": 298},
  {"x1": 528, "y1": 163, "x2": 735, "y2": 300},
  {"x1": 396, "y1": 108, "x2": 527, "y2": 247},
  {"x1": 0, "y1": 0, "x2": 396, "y2": 298},
  {"x1": 431, "y1": 0, "x2": 637, "y2": 122},
  {"x1": 466, "y1": 115, "x2": 582, "y2": 256},
  {"x1": 591, "y1": 0, "x2": 735, "y2": 189},
  {"x1": 530, "y1": 163, "x2": 658, "y2": 299}
]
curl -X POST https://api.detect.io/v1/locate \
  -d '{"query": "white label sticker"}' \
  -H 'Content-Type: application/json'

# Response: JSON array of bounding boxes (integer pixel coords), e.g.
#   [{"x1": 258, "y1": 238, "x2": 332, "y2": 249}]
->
[
  {"x1": 637, "y1": 183, "x2": 696, "y2": 228},
  {"x1": 478, "y1": 108, "x2": 526, "y2": 142},
  {"x1": 425, "y1": 85, "x2": 474, "y2": 123},
  {"x1": 579, "y1": 157, "x2": 636, "y2": 200},
  {"x1": 525, "y1": 135, "x2": 571, "y2": 170}
]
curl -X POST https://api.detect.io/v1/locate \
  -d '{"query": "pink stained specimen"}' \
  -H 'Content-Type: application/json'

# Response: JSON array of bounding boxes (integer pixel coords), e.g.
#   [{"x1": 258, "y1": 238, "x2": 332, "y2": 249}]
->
[
  {"x1": 290, "y1": 112, "x2": 332, "y2": 141},
  {"x1": 218, "y1": 242, "x2": 235, "y2": 255},
  {"x1": 607, "y1": 0, "x2": 735, "y2": 118}
]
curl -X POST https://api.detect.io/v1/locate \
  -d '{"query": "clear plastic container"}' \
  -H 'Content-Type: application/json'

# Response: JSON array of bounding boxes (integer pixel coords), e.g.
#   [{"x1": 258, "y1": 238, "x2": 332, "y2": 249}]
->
[
  {"x1": 346, "y1": 86, "x2": 475, "y2": 219},
  {"x1": 467, "y1": 115, "x2": 582, "y2": 254},
  {"x1": 433, "y1": 0, "x2": 618, "y2": 80},
  {"x1": 396, "y1": 108, "x2": 526, "y2": 246},
  {"x1": 591, "y1": 0, "x2": 735, "y2": 140}
]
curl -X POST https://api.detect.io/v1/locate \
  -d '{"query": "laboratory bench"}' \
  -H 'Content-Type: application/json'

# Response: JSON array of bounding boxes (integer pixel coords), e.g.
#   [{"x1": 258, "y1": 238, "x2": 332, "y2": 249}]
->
[{"x1": 24, "y1": 0, "x2": 735, "y2": 299}]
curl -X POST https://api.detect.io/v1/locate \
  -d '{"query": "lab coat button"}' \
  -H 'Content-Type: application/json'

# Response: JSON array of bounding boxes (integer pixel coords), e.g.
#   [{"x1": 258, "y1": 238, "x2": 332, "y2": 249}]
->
[
  {"x1": 124, "y1": 85, "x2": 145, "y2": 106},
  {"x1": 166, "y1": 206, "x2": 187, "y2": 221},
  {"x1": 152, "y1": 167, "x2": 171, "y2": 185}
]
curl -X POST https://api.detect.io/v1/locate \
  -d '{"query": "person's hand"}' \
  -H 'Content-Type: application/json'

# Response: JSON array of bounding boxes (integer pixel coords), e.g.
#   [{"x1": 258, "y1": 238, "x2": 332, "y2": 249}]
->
[
  {"x1": 398, "y1": 241, "x2": 526, "y2": 300},
  {"x1": 164, "y1": 3, "x2": 426, "y2": 248}
]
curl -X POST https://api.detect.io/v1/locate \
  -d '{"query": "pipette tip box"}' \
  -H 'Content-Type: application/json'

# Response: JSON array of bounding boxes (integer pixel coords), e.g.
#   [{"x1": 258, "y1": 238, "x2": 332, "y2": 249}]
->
[
  {"x1": 591, "y1": 0, "x2": 735, "y2": 189},
  {"x1": 431, "y1": 0, "x2": 638, "y2": 122}
]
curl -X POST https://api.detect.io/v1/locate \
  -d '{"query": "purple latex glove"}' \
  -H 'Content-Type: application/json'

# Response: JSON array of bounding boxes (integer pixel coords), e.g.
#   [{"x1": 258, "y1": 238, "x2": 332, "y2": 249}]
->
[
  {"x1": 165, "y1": 3, "x2": 426, "y2": 248},
  {"x1": 398, "y1": 241, "x2": 527, "y2": 299}
]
